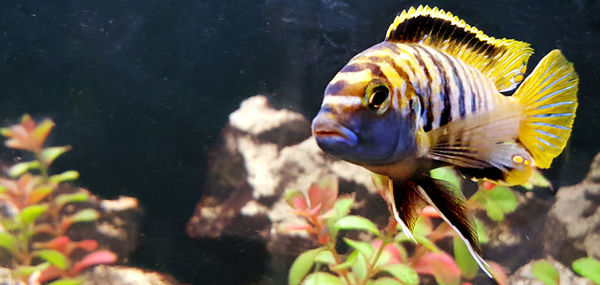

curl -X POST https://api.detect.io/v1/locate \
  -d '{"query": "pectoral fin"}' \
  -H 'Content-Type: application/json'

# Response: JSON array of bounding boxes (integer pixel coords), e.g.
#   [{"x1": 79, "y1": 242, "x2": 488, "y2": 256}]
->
[
  {"x1": 421, "y1": 102, "x2": 524, "y2": 170},
  {"x1": 389, "y1": 178, "x2": 427, "y2": 242}
]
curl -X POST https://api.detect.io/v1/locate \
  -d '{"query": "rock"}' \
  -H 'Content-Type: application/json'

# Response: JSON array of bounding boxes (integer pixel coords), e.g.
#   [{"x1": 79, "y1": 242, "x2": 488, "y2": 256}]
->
[
  {"x1": 508, "y1": 257, "x2": 593, "y2": 285},
  {"x1": 543, "y1": 152, "x2": 600, "y2": 264},
  {"x1": 186, "y1": 95, "x2": 382, "y2": 283},
  {"x1": 82, "y1": 265, "x2": 179, "y2": 285},
  {"x1": 478, "y1": 190, "x2": 554, "y2": 272},
  {"x1": 0, "y1": 267, "x2": 19, "y2": 285},
  {"x1": 186, "y1": 95, "x2": 379, "y2": 243},
  {"x1": 0, "y1": 184, "x2": 152, "y2": 283},
  {"x1": 0, "y1": 265, "x2": 179, "y2": 285},
  {"x1": 56, "y1": 186, "x2": 142, "y2": 262}
]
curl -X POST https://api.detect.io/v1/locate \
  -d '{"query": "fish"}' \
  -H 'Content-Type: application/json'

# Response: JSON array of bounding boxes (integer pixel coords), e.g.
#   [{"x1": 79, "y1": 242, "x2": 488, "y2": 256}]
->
[{"x1": 311, "y1": 5, "x2": 578, "y2": 277}]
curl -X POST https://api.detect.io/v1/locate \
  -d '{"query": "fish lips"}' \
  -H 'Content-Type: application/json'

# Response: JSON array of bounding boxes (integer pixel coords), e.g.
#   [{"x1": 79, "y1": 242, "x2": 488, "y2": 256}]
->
[{"x1": 311, "y1": 112, "x2": 359, "y2": 149}]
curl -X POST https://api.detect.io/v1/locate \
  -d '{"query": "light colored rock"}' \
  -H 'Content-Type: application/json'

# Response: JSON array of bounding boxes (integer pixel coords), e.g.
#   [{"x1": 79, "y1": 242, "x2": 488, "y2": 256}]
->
[
  {"x1": 0, "y1": 267, "x2": 20, "y2": 285},
  {"x1": 543, "y1": 152, "x2": 600, "y2": 264},
  {"x1": 508, "y1": 257, "x2": 593, "y2": 285},
  {"x1": 83, "y1": 265, "x2": 179, "y2": 285},
  {"x1": 187, "y1": 95, "x2": 377, "y2": 246}
]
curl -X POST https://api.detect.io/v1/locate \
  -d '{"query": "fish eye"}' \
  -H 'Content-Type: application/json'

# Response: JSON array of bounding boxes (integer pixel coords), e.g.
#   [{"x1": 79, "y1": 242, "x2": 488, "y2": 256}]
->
[{"x1": 368, "y1": 86, "x2": 389, "y2": 111}]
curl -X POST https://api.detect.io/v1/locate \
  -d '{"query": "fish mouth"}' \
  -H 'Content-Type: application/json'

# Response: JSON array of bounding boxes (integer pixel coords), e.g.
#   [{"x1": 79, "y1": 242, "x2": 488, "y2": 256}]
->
[
  {"x1": 314, "y1": 129, "x2": 344, "y2": 137},
  {"x1": 311, "y1": 114, "x2": 358, "y2": 147}
]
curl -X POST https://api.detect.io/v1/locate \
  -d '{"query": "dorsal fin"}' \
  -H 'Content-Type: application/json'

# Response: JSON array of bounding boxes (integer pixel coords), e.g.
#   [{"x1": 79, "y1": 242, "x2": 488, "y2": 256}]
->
[{"x1": 385, "y1": 5, "x2": 534, "y2": 92}]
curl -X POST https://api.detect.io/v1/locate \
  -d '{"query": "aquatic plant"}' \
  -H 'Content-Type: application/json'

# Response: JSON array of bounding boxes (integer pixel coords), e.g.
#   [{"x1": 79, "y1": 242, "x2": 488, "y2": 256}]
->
[
  {"x1": 0, "y1": 115, "x2": 117, "y2": 284},
  {"x1": 530, "y1": 257, "x2": 600, "y2": 285},
  {"x1": 284, "y1": 168, "x2": 555, "y2": 285}
]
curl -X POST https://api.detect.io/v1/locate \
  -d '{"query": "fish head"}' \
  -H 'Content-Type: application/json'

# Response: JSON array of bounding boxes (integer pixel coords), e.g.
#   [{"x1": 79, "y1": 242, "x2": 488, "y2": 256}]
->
[{"x1": 312, "y1": 54, "x2": 418, "y2": 165}]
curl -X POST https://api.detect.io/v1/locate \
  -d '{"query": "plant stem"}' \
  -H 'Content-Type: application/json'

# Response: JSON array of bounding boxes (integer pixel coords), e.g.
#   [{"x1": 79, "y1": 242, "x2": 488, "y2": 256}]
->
[
  {"x1": 34, "y1": 153, "x2": 48, "y2": 182},
  {"x1": 328, "y1": 243, "x2": 353, "y2": 285}
]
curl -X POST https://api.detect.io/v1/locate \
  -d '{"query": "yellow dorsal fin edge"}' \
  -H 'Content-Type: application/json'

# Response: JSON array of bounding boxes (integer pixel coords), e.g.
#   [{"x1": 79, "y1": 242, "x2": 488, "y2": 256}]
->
[{"x1": 386, "y1": 5, "x2": 534, "y2": 92}]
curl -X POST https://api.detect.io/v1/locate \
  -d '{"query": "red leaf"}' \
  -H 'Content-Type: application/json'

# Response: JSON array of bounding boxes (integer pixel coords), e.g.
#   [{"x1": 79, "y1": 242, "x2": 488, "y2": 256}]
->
[
  {"x1": 317, "y1": 229, "x2": 330, "y2": 245},
  {"x1": 75, "y1": 239, "x2": 98, "y2": 251},
  {"x1": 421, "y1": 206, "x2": 441, "y2": 218},
  {"x1": 414, "y1": 252, "x2": 461, "y2": 285},
  {"x1": 488, "y1": 261, "x2": 508, "y2": 285},
  {"x1": 384, "y1": 244, "x2": 404, "y2": 264},
  {"x1": 372, "y1": 239, "x2": 404, "y2": 264},
  {"x1": 47, "y1": 236, "x2": 70, "y2": 253},
  {"x1": 308, "y1": 204, "x2": 322, "y2": 216},
  {"x1": 483, "y1": 181, "x2": 496, "y2": 190},
  {"x1": 294, "y1": 196, "x2": 308, "y2": 211},
  {"x1": 285, "y1": 224, "x2": 313, "y2": 232},
  {"x1": 318, "y1": 176, "x2": 338, "y2": 212},
  {"x1": 21, "y1": 114, "x2": 36, "y2": 132},
  {"x1": 73, "y1": 250, "x2": 118, "y2": 274},
  {"x1": 60, "y1": 217, "x2": 74, "y2": 232},
  {"x1": 308, "y1": 183, "x2": 321, "y2": 210},
  {"x1": 38, "y1": 265, "x2": 63, "y2": 283}
]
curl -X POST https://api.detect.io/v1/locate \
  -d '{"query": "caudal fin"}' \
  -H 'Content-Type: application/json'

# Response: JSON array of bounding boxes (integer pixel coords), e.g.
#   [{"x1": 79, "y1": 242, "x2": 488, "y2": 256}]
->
[{"x1": 513, "y1": 50, "x2": 578, "y2": 168}]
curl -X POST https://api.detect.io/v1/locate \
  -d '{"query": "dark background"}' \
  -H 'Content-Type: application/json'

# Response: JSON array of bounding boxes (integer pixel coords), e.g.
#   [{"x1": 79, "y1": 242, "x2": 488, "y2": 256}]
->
[{"x1": 1, "y1": 0, "x2": 599, "y2": 284}]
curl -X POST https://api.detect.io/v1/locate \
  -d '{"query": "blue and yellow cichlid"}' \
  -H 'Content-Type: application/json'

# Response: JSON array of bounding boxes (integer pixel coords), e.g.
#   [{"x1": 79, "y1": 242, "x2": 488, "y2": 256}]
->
[{"x1": 312, "y1": 5, "x2": 578, "y2": 277}]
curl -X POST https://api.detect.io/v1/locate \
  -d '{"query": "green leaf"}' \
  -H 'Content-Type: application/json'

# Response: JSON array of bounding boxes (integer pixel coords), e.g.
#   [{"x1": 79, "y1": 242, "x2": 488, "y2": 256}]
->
[
  {"x1": 369, "y1": 277, "x2": 404, "y2": 285},
  {"x1": 531, "y1": 260, "x2": 559, "y2": 285},
  {"x1": 48, "y1": 279, "x2": 84, "y2": 285},
  {"x1": 523, "y1": 170, "x2": 552, "y2": 190},
  {"x1": 453, "y1": 236, "x2": 478, "y2": 279},
  {"x1": 50, "y1": 170, "x2": 80, "y2": 183},
  {"x1": 69, "y1": 209, "x2": 99, "y2": 223},
  {"x1": 414, "y1": 235, "x2": 439, "y2": 253},
  {"x1": 8, "y1": 161, "x2": 40, "y2": 177},
  {"x1": 0, "y1": 232, "x2": 16, "y2": 253},
  {"x1": 303, "y1": 272, "x2": 344, "y2": 285},
  {"x1": 288, "y1": 247, "x2": 324, "y2": 285},
  {"x1": 41, "y1": 146, "x2": 71, "y2": 166},
  {"x1": 330, "y1": 197, "x2": 353, "y2": 220},
  {"x1": 332, "y1": 251, "x2": 358, "y2": 271},
  {"x1": 328, "y1": 196, "x2": 354, "y2": 239},
  {"x1": 14, "y1": 262, "x2": 50, "y2": 277},
  {"x1": 18, "y1": 204, "x2": 48, "y2": 224},
  {"x1": 352, "y1": 251, "x2": 368, "y2": 282},
  {"x1": 479, "y1": 186, "x2": 518, "y2": 222},
  {"x1": 374, "y1": 250, "x2": 391, "y2": 269},
  {"x1": 382, "y1": 264, "x2": 419, "y2": 285},
  {"x1": 430, "y1": 167, "x2": 461, "y2": 192},
  {"x1": 344, "y1": 238, "x2": 375, "y2": 259},
  {"x1": 485, "y1": 201, "x2": 505, "y2": 221},
  {"x1": 56, "y1": 192, "x2": 89, "y2": 209},
  {"x1": 412, "y1": 216, "x2": 432, "y2": 237},
  {"x1": 572, "y1": 257, "x2": 600, "y2": 284},
  {"x1": 0, "y1": 185, "x2": 6, "y2": 194},
  {"x1": 35, "y1": 249, "x2": 68, "y2": 270},
  {"x1": 335, "y1": 215, "x2": 381, "y2": 237},
  {"x1": 488, "y1": 186, "x2": 518, "y2": 212},
  {"x1": 314, "y1": 250, "x2": 335, "y2": 265},
  {"x1": 475, "y1": 218, "x2": 488, "y2": 244}
]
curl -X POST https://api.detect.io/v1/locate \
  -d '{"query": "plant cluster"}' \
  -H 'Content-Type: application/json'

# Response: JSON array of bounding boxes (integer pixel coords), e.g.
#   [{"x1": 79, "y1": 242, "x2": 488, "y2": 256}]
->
[
  {"x1": 0, "y1": 115, "x2": 117, "y2": 285},
  {"x1": 284, "y1": 167, "x2": 558, "y2": 285},
  {"x1": 530, "y1": 257, "x2": 600, "y2": 285}
]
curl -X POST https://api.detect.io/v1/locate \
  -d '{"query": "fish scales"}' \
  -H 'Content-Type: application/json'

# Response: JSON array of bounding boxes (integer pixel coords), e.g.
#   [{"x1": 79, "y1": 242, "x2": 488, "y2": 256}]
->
[{"x1": 339, "y1": 42, "x2": 503, "y2": 132}]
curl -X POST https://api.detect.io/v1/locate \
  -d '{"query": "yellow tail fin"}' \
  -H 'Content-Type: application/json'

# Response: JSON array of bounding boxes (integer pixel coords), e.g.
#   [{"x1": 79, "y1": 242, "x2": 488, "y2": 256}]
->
[{"x1": 514, "y1": 50, "x2": 578, "y2": 168}]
